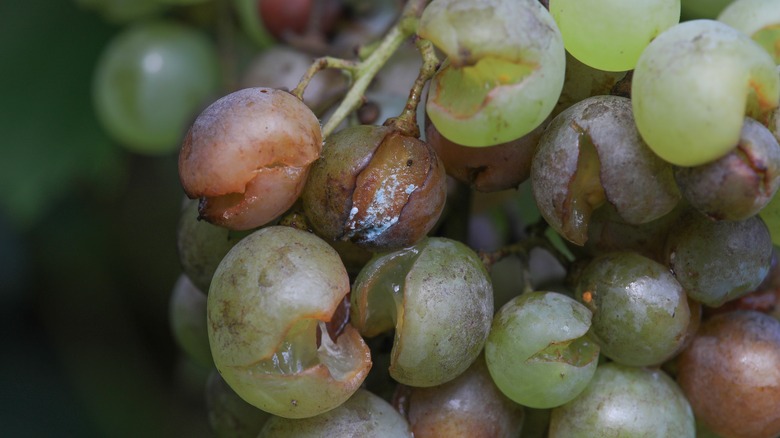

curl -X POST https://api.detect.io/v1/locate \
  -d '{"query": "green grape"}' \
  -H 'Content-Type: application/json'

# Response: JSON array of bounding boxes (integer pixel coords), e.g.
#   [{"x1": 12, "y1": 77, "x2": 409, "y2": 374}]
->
[
  {"x1": 93, "y1": 21, "x2": 220, "y2": 154},
  {"x1": 665, "y1": 210, "x2": 773, "y2": 307},
  {"x1": 719, "y1": 0, "x2": 780, "y2": 64},
  {"x1": 485, "y1": 291, "x2": 599, "y2": 409},
  {"x1": 419, "y1": 0, "x2": 565, "y2": 147},
  {"x1": 549, "y1": 363, "x2": 695, "y2": 437},
  {"x1": 208, "y1": 226, "x2": 371, "y2": 419},
  {"x1": 206, "y1": 370, "x2": 271, "y2": 438},
  {"x1": 575, "y1": 252, "x2": 691, "y2": 366},
  {"x1": 176, "y1": 200, "x2": 251, "y2": 293},
  {"x1": 351, "y1": 237, "x2": 493, "y2": 387},
  {"x1": 550, "y1": 0, "x2": 680, "y2": 72},
  {"x1": 169, "y1": 274, "x2": 212, "y2": 368},
  {"x1": 632, "y1": 19, "x2": 779, "y2": 166},
  {"x1": 258, "y1": 389, "x2": 412, "y2": 437}
]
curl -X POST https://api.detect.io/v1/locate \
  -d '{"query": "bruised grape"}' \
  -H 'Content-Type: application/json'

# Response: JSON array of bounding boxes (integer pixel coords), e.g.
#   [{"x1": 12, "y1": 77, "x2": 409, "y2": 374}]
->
[
  {"x1": 575, "y1": 251, "x2": 690, "y2": 366},
  {"x1": 419, "y1": 0, "x2": 565, "y2": 147},
  {"x1": 425, "y1": 115, "x2": 543, "y2": 192},
  {"x1": 394, "y1": 354, "x2": 524, "y2": 438},
  {"x1": 302, "y1": 125, "x2": 446, "y2": 251},
  {"x1": 677, "y1": 311, "x2": 780, "y2": 438},
  {"x1": 208, "y1": 226, "x2": 370, "y2": 418},
  {"x1": 674, "y1": 117, "x2": 780, "y2": 221},
  {"x1": 532, "y1": 95, "x2": 680, "y2": 245},
  {"x1": 179, "y1": 88, "x2": 322, "y2": 230},
  {"x1": 351, "y1": 237, "x2": 493, "y2": 387}
]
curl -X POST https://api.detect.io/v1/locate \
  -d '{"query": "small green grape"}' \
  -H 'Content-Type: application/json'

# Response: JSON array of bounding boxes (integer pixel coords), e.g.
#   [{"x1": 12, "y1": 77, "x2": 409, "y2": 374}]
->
[
  {"x1": 550, "y1": 0, "x2": 680, "y2": 72},
  {"x1": 681, "y1": 0, "x2": 733, "y2": 19},
  {"x1": 719, "y1": 0, "x2": 780, "y2": 64},
  {"x1": 93, "y1": 21, "x2": 220, "y2": 154}
]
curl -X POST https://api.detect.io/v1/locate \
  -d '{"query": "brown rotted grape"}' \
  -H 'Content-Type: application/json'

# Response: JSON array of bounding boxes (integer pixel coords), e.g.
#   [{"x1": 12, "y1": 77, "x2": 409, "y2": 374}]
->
[
  {"x1": 677, "y1": 311, "x2": 780, "y2": 438},
  {"x1": 178, "y1": 87, "x2": 322, "y2": 230},
  {"x1": 302, "y1": 125, "x2": 446, "y2": 251}
]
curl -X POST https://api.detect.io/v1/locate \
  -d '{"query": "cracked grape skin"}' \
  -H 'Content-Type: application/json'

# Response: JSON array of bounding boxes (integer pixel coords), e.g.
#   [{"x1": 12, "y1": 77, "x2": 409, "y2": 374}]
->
[
  {"x1": 207, "y1": 226, "x2": 371, "y2": 419},
  {"x1": 485, "y1": 291, "x2": 599, "y2": 409},
  {"x1": 351, "y1": 237, "x2": 493, "y2": 388},
  {"x1": 418, "y1": 0, "x2": 565, "y2": 147}
]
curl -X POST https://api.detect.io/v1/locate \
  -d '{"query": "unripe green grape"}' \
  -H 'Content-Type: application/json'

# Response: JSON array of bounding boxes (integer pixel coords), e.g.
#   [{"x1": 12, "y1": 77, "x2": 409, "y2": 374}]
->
[
  {"x1": 205, "y1": 370, "x2": 271, "y2": 438},
  {"x1": 169, "y1": 274, "x2": 212, "y2": 368},
  {"x1": 549, "y1": 363, "x2": 695, "y2": 437},
  {"x1": 719, "y1": 0, "x2": 780, "y2": 64},
  {"x1": 419, "y1": 0, "x2": 565, "y2": 147},
  {"x1": 93, "y1": 21, "x2": 220, "y2": 154},
  {"x1": 550, "y1": 0, "x2": 680, "y2": 72},
  {"x1": 632, "y1": 19, "x2": 779, "y2": 166},
  {"x1": 485, "y1": 291, "x2": 599, "y2": 409},
  {"x1": 208, "y1": 226, "x2": 371, "y2": 418},
  {"x1": 575, "y1": 252, "x2": 690, "y2": 366},
  {"x1": 351, "y1": 237, "x2": 493, "y2": 387},
  {"x1": 258, "y1": 389, "x2": 412, "y2": 437},
  {"x1": 176, "y1": 200, "x2": 251, "y2": 293}
]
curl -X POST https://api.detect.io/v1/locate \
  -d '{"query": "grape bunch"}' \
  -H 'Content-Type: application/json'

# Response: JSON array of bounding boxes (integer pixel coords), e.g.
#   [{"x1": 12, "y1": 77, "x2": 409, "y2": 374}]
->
[{"x1": 85, "y1": 0, "x2": 780, "y2": 436}]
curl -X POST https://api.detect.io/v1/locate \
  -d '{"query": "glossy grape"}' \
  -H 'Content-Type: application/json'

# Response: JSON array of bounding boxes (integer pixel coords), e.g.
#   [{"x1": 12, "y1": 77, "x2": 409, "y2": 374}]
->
[{"x1": 486, "y1": 291, "x2": 599, "y2": 409}]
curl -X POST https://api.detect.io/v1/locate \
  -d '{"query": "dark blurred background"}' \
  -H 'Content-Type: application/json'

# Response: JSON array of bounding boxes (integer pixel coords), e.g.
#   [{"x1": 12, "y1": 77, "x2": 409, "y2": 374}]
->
[{"x1": 1, "y1": 1, "x2": 209, "y2": 436}]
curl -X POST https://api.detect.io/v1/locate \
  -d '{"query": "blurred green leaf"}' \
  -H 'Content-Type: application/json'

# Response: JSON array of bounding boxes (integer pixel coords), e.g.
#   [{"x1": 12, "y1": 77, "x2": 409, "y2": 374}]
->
[{"x1": 0, "y1": 0, "x2": 126, "y2": 230}]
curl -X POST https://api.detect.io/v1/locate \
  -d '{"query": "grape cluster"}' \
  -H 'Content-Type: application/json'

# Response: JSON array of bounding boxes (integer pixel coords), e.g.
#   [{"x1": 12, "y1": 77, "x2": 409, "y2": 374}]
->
[{"x1": 84, "y1": 0, "x2": 780, "y2": 436}]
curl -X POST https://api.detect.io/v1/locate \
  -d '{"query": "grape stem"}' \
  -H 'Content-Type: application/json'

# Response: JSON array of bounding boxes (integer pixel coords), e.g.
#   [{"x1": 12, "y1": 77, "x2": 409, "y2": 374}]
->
[
  {"x1": 383, "y1": 37, "x2": 440, "y2": 138},
  {"x1": 291, "y1": 0, "x2": 431, "y2": 139}
]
